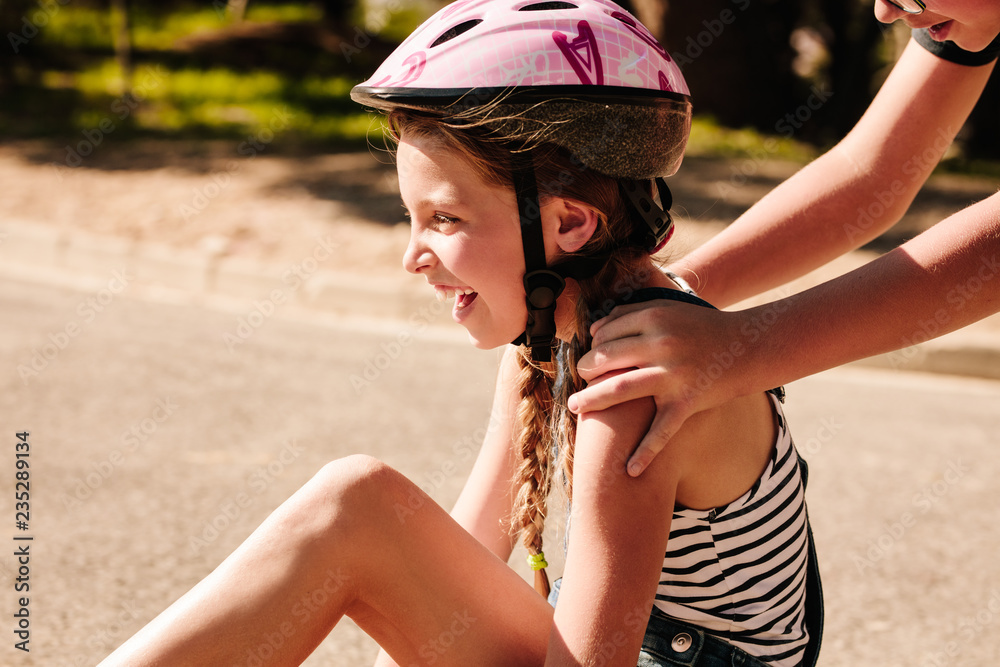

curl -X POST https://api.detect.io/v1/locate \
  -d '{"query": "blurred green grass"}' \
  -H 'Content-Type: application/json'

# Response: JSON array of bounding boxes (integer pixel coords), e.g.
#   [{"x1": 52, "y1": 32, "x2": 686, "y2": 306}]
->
[
  {"x1": 6, "y1": 2, "x2": 410, "y2": 146},
  {"x1": 686, "y1": 116, "x2": 817, "y2": 162},
  {"x1": 3, "y1": 1, "x2": 826, "y2": 158},
  {"x1": 7, "y1": 1, "x2": 999, "y2": 179},
  {"x1": 51, "y1": 60, "x2": 375, "y2": 141}
]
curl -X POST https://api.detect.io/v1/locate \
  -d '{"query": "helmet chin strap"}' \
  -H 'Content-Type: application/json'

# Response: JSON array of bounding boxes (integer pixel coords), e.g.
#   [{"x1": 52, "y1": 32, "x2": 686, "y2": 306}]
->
[
  {"x1": 509, "y1": 153, "x2": 676, "y2": 363},
  {"x1": 511, "y1": 153, "x2": 563, "y2": 363}
]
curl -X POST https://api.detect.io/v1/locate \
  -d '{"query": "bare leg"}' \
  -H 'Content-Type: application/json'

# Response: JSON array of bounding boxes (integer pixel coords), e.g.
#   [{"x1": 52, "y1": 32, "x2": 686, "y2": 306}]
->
[{"x1": 100, "y1": 455, "x2": 552, "y2": 666}]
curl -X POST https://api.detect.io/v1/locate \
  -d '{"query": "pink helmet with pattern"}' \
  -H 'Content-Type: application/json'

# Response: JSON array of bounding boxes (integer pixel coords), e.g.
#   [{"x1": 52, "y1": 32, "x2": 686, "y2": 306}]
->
[
  {"x1": 352, "y1": 0, "x2": 691, "y2": 362},
  {"x1": 351, "y1": 0, "x2": 691, "y2": 180}
]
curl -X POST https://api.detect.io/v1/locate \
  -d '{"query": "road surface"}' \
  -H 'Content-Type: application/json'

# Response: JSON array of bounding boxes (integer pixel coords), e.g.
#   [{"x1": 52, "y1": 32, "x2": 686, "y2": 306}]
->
[{"x1": 1, "y1": 276, "x2": 998, "y2": 666}]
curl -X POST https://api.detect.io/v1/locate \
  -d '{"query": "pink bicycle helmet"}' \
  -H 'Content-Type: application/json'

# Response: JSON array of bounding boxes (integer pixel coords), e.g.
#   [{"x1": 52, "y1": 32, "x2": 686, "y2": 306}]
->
[
  {"x1": 352, "y1": 0, "x2": 692, "y2": 361},
  {"x1": 351, "y1": 0, "x2": 691, "y2": 181}
]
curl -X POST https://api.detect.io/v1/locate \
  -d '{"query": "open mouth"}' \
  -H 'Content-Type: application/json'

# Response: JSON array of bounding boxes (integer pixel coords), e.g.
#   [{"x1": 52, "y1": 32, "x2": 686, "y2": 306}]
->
[
  {"x1": 436, "y1": 286, "x2": 479, "y2": 310},
  {"x1": 456, "y1": 291, "x2": 478, "y2": 309},
  {"x1": 927, "y1": 21, "x2": 951, "y2": 40}
]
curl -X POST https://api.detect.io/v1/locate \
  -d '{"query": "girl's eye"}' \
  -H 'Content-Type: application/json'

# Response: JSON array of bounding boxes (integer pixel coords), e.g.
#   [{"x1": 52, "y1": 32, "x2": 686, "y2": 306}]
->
[
  {"x1": 432, "y1": 212, "x2": 460, "y2": 228},
  {"x1": 401, "y1": 207, "x2": 460, "y2": 229}
]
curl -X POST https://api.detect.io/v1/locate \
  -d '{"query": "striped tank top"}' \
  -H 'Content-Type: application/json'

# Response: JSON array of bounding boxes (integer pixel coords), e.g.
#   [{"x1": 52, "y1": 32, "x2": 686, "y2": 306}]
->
[
  {"x1": 555, "y1": 288, "x2": 812, "y2": 664},
  {"x1": 655, "y1": 394, "x2": 810, "y2": 666}
]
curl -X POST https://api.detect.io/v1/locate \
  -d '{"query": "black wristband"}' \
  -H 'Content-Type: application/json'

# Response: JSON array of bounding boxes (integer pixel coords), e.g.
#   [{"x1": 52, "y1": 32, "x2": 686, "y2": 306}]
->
[{"x1": 912, "y1": 28, "x2": 1000, "y2": 67}]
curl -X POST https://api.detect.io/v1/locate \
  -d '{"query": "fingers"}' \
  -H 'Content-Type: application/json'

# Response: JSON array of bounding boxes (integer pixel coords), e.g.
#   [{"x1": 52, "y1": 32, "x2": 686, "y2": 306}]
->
[
  {"x1": 568, "y1": 371, "x2": 697, "y2": 477},
  {"x1": 580, "y1": 303, "x2": 687, "y2": 383},
  {"x1": 588, "y1": 301, "x2": 661, "y2": 344},
  {"x1": 576, "y1": 299, "x2": 731, "y2": 476},
  {"x1": 568, "y1": 366, "x2": 663, "y2": 414},
  {"x1": 576, "y1": 335, "x2": 651, "y2": 383},
  {"x1": 626, "y1": 408, "x2": 689, "y2": 477}
]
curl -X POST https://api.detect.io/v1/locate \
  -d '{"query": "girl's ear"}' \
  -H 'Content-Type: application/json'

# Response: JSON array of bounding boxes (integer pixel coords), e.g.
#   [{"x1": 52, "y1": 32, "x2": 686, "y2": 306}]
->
[{"x1": 547, "y1": 198, "x2": 600, "y2": 254}]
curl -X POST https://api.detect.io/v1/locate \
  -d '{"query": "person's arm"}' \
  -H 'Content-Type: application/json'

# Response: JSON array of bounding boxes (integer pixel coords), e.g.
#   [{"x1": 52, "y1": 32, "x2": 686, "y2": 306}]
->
[
  {"x1": 568, "y1": 39, "x2": 999, "y2": 476},
  {"x1": 544, "y1": 376, "x2": 679, "y2": 666},
  {"x1": 729, "y1": 194, "x2": 1000, "y2": 392},
  {"x1": 674, "y1": 39, "x2": 995, "y2": 308},
  {"x1": 572, "y1": 191, "x2": 1000, "y2": 476},
  {"x1": 447, "y1": 345, "x2": 523, "y2": 559}
]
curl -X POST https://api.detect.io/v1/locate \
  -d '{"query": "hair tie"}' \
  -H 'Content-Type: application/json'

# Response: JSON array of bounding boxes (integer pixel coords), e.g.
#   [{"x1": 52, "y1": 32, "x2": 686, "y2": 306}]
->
[{"x1": 527, "y1": 551, "x2": 549, "y2": 571}]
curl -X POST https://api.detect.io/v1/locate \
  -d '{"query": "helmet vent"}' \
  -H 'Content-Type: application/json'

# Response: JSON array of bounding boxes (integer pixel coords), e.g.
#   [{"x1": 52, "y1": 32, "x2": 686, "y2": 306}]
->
[
  {"x1": 519, "y1": 2, "x2": 578, "y2": 10},
  {"x1": 430, "y1": 19, "x2": 483, "y2": 47},
  {"x1": 610, "y1": 11, "x2": 636, "y2": 26}
]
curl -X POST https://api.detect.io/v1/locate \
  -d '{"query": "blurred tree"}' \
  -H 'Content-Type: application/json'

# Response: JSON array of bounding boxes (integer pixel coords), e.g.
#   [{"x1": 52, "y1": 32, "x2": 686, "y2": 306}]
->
[
  {"x1": 652, "y1": 0, "x2": 805, "y2": 134},
  {"x1": 626, "y1": 0, "x2": 664, "y2": 40},
  {"x1": 965, "y1": 68, "x2": 1000, "y2": 161},
  {"x1": 110, "y1": 0, "x2": 133, "y2": 95},
  {"x1": 627, "y1": 0, "x2": 907, "y2": 146},
  {"x1": 321, "y1": 0, "x2": 358, "y2": 26},
  {"x1": 805, "y1": 0, "x2": 887, "y2": 144},
  {"x1": 227, "y1": 0, "x2": 249, "y2": 23},
  {"x1": 1, "y1": 0, "x2": 34, "y2": 92}
]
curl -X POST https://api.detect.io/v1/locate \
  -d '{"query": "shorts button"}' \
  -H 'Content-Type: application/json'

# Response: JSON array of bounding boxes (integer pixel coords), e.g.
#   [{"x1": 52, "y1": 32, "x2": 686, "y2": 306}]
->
[{"x1": 671, "y1": 632, "x2": 693, "y2": 652}]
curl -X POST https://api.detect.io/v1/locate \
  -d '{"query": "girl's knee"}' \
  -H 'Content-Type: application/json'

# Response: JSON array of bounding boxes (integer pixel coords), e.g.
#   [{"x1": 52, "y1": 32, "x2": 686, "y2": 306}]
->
[
  {"x1": 294, "y1": 455, "x2": 409, "y2": 530},
  {"x1": 314, "y1": 454, "x2": 389, "y2": 489},
  {"x1": 267, "y1": 456, "x2": 427, "y2": 564}
]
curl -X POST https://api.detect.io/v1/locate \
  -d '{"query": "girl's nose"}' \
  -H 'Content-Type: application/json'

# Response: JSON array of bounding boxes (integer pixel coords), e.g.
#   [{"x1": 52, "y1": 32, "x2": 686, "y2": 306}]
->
[
  {"x1": 403, "y1": 228, "x2": 435, "y2": 274},
  {"x1": 873, "y1": 0, "x2": 906, "y2": 23}
]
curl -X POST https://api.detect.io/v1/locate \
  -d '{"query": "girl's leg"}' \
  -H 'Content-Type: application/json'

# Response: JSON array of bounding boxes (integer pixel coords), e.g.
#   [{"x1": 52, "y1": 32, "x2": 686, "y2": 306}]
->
[{"x1": 100, "y1": 455, "x2": 552, "y2": 667}]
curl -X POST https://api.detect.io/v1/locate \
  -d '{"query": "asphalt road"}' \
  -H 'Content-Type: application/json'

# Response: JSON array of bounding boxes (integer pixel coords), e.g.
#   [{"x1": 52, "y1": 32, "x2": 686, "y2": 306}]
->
[{"x1": 1, "y1": 276, "x2": 999, "y2": 666}]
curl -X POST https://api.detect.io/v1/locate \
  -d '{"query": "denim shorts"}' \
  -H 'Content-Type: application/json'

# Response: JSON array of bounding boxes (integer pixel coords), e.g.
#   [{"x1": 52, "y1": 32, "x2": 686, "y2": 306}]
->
[
  {"x1": 549, "y1": 577, "x2": 776, "y2": 667},
  {"x1": 639, "y1": 607, "x2": 772, "y2": 667}
]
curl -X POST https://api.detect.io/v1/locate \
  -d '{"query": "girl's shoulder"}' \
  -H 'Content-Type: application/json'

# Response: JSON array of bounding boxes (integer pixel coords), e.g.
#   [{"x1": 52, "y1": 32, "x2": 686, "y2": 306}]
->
[{"x1": 668, "y1": 387, "x2": 780, "y2": 511}]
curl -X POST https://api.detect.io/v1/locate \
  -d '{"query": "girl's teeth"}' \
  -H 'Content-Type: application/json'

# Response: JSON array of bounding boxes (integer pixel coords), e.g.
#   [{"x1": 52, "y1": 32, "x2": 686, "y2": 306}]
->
[{"x1": 436, "y1": 287, "x2": 474, "y2": 301}]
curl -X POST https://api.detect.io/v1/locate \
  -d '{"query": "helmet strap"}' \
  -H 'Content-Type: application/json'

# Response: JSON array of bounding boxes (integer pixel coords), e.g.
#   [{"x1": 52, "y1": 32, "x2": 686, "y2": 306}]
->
[
  {"x1": 509, "y1": 163, "x2": 676, "y2": 361},
  {"x1": 619, "y1": 178, "x2": 674, "y2": 252},
  {"x1": 511, "y1": 152, "x2": 564, "y2": 363}
]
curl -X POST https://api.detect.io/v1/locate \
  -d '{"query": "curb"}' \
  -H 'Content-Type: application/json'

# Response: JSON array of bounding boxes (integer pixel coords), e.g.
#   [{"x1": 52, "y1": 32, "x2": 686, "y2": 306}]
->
[
  {"x1": 2, "y1": 218, "x2": 999, "y2": 381},
  {"x1": 0, "y1": 219, "x2": 429, "y2": 324}
]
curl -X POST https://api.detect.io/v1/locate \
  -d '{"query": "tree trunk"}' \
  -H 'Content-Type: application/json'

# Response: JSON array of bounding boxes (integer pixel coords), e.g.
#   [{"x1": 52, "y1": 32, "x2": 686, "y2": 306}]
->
[
  {"x1": 1, "y1": 0, "x2": 35, "y2": 91},
  {"x1": 110, "y1": 0, "x2": 132, "y2": 96},
  {"x1": 656, "y1": 0, "x2": 804, "y2": 133},
  {"x1": 226, "y1": 0, "x2": 249, "y2": 23},
  {"x1": 320, "y1": 0, "x2": 356, "y2": 26},
  {"x1": 811, "y1": 0, "x2": 888, "y2": 144},
  {"x1": 964, "y1": 70, "x2": 1000, "y2": 160}
]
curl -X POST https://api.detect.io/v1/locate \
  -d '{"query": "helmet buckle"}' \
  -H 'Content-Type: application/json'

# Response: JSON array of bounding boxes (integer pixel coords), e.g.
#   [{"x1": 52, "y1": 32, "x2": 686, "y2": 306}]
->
[
  {"x1": 619, "y1": 178, "x2": 675, "y2": 252},
  {"x1": 523, "y1": 269, "x2": 565, "y2": 362}
]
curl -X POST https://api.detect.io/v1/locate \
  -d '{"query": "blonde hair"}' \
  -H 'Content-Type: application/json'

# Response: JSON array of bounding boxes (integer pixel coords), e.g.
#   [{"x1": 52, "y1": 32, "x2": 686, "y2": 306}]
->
[{"x1": 387, "y1": 108, "x2": 658, "y2": 595}]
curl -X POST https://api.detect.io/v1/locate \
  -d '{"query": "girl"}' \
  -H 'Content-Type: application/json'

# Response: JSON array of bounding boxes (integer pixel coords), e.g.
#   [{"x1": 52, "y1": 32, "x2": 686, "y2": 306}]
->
[{"x1": 101, "y1": 2, "x2": 821, "y2": 665}]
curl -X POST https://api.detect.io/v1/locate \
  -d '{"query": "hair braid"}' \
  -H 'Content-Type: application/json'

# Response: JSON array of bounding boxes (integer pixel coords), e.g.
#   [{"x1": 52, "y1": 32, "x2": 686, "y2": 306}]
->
[
  {"x1": 510, "y1": 251, "x2": 652, "y2": 598},
  {"x1": 551, "y1": 338, "x2": 581, "y2": 499},
  {"x1": 511, "y1": 348, "x2": 556, "y2": 597}
]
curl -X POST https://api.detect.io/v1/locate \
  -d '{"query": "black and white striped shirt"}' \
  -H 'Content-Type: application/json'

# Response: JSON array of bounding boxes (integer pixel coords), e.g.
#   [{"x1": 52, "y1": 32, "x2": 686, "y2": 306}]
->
[{"x1": 655, "y1": 395, "x2": 810, "y2": 666}]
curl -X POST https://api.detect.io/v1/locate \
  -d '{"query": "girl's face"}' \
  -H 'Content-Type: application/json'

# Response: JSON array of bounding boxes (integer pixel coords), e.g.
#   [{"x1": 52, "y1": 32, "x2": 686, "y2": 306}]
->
[
  {"x1": 875, "y1": 0, "x2": 1000, "y2": 52},
  {"x1": 397, "y1": 134, "x2": 536, "y2": 350}
]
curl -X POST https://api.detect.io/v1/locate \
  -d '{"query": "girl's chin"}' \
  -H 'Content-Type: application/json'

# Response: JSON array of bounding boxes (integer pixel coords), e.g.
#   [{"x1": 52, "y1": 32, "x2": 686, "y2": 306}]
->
[
  {"x1": 461, "y1": 323, "x2": 527, "y2": 351},
  {"x1": 466, "y1": 334, "x2": 514, "y2": 351}
]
